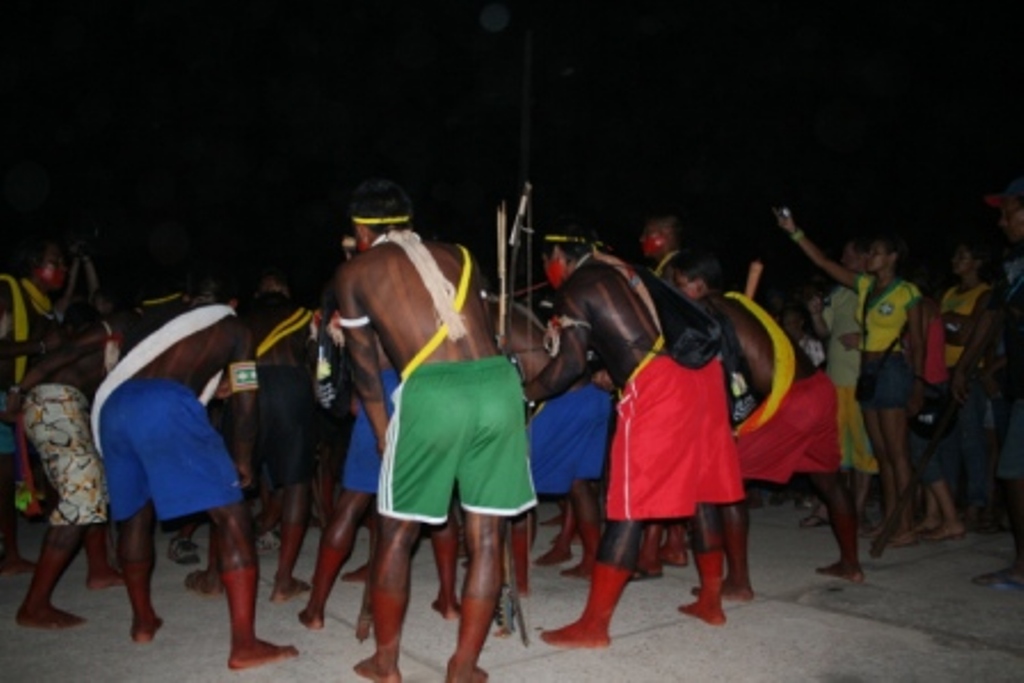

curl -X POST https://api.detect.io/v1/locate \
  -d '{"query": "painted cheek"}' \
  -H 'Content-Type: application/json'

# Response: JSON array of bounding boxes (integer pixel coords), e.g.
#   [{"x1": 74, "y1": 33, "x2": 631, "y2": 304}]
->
[
  {"x1": 641, "y1": 235, "x2": 666, "y2": 257},
  {"x1": 545, "y1": 260, "x2": 566, "y2": 289},
  {"x1": 34, "y1": 264, "x2": 66, "y2": 290}
]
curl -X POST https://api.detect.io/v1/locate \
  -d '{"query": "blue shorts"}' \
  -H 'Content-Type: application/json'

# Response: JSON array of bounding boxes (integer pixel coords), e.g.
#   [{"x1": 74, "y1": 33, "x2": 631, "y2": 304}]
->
[
  {"x1": 529, "y1": 384, "x2": 612, "y2": 495},
  {"x1": 997, "y1": 399, "x2": 1024, "y2": 480},
  {"x1": 342, "y1": 369, "x2": 400, "y2": 494},
  {"x1": 858, "y1": 354, "x2": 913, "y2": 411},
  {"x1": 0, "y1": 393, "x2": 13, "y2": 454},
  {"x1": 99, "y1": 379, "x2": 243, "y2": 522}
]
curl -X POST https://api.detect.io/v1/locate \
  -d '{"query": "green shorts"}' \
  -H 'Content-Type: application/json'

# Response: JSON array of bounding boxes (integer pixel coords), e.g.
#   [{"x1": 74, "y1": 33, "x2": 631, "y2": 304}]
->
[{"x1": 379, "y1": 356, "x2": 537, "y2": 524}]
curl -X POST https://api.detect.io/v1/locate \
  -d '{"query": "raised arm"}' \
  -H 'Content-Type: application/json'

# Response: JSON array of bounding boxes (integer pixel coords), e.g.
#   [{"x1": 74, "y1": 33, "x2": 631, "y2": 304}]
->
[{"x1": 773, "y1": 208, "x2": 858, "y2": 289}]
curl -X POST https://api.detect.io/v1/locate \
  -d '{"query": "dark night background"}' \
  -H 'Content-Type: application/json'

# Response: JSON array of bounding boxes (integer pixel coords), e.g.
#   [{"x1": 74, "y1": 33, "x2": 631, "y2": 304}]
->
[{"x1": 3, "y1": 0, "x2": 1024, "y2": 306}]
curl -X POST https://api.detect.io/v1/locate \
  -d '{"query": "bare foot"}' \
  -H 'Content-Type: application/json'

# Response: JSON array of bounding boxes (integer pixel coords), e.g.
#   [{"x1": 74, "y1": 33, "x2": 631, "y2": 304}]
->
[
  {"x1": 0, "y1": 556, "x2": 36, "y2": 576},
  {"x1": 432, "y1": 596, "x2": 461, "y2": 621},
  {"x1": 533, "y1": 545, "x2": 572, "y2": 566},
  {"x1": 184, "y1": 569, "x2": 223, "y2": 598},
  {"x1": 446, "y1": 659, "x2": 489, "y2": 682},
  {"x1": 298, "y1": 604, "x2": 325, "y2": 630},
  {"x1": 228, "y1": 639, "x2": 299, "y2": 670},
  {"x1": 887, "y1": 531, "x2": 919, "y2": 548},
  {"x1": 720, "y1": 580, "x2": 755, "y2": 602},
  {"x1": 633, "y1": 557, "x2": 663, "y2": 580},
  {"x1": 16, "y1": 603, "x2": 86, "y2": 629},
  {"x1": 342, "y1": 562, "x2": 369, "y2": 583},
  {"x1": 131, "y1": 615, "x2": 164, "y2": 643},
  {"x1": 540, "y1": 620, "x2": 610, "y2": 649},
  {"x1": 678, "y1": 598, "x2": 726, "y2": 626},
  {"x1": 912, "y1": 518, "x2": 942, "y2": 534},
  {"x1": 658, "y1": 549, "x2": 689, "y2": 567},
  {"x1": 920, "y1": 523, "x2": 967, "y2": 542},
  {"x1": 539, "y1": 512, "x2": 564, "y2": 527},
  {"x1": 858, "y1": 523, "x2": 882, "y2": 539},
  {"x1": 816, "y1": 561, "x2": 865, "y2": 583},
  {"x1": 559, "y1": 562, "x2": 593, "y2": 579},
  {"x1": 87, "y1": 568, "x2": 124, "y2": 590},
  {"x1": 354, "y1": 654, "x2": 402, "y2": 682},
  {"x1": 694, "y1": 581, "x2": 754, "y2": 602},
  {"x1": 270, "y1": 577, "x2": 311, "y2": 603}
]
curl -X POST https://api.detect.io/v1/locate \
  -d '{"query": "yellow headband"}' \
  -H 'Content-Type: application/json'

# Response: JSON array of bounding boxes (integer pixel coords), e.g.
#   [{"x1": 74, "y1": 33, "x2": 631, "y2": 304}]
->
[
  {"x1": 544, "y1": 235, "x2": 604, "y2": 249},
  {"x1": 351, "y1": 215, "x2": 411, "y2": 226}
]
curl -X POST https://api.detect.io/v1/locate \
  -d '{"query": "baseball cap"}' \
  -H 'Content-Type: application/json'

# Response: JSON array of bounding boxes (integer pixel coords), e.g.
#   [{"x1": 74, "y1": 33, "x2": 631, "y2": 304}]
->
[{"x1": 984, "y1": 176, "x2": 1024, "y2": 207}]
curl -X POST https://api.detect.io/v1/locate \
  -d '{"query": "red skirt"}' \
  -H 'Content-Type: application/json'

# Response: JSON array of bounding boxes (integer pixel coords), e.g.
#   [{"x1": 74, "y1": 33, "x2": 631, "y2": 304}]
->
[
  {"x1": 737, "y1": 371, "x2": 841, "y2": 483},
  {"x1": 606, "y1": 356, "x2": 743, "y2": 521}
]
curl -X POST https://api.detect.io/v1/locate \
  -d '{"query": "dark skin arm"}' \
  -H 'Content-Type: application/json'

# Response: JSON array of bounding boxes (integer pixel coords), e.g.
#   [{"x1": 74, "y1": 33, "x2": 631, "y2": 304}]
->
[
  {"x1": 525, "y1": 263, "x2": 660, "y2": 401},
  {"x1": 2, "y1": 324, "x2": 109, "y2": 419},
  {"x1": 942, "y1": 289, "x2": 993, "y2": 347},
  {"x1": 951, "y1": 308, "x2": 1003, "y2": 403}
]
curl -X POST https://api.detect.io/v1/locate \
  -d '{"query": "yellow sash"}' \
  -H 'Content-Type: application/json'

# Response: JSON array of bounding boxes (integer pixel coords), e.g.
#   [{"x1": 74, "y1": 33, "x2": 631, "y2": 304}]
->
[
  {"x1": 652, "y1": 250, "x2": 679, "y2": 277},
  {"x1": 400, "y1": 245, "x2": 473, "y2": 381},
  {"x1": 0, "y1": 275, "x2": 30, "y2": 382},
  {"x1": 256, "y1": 307, "x2": 313, "y2": 358},
  {"x1": 623, "y1": 335, "x2": 665, "y2": 393},
  {"x1": 726, "y1": 292, "x2": 795, "y2": 436},
  {"x1": 19, "y1": 278, "x2": 52, "y2": 317},
  {"x1": 140, "y1": 292, "x2": 183, "y2": 307}
]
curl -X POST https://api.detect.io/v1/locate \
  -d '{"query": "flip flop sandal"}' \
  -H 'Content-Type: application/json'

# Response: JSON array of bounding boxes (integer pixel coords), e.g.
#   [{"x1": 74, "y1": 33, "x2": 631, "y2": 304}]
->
[
  {"x1": 799, "y1": 514, "x2": 829, "y2": 528},
  {"x1": 991, "y1": 577, "x2": 1024, "y2": 592},
  {"x1": 256, "y1": 530, "x2": 281, "y2": 554},
  {"x1": 167, "y1": 537, "x2": 200, "y2": 565},
  {"x1": 630, "y1": 568, "x2": 663, "y2": 581},
  {"x1": 886, "y1": 533, "x2": 919, "y2": 548},
  {"x1": 971, "y1": 568, "x2": 1015, "y2": 587}
]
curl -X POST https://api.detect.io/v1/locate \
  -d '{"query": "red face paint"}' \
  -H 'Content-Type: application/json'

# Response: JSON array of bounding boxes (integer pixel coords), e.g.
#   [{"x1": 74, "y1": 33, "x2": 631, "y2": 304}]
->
[
  {"x1": 33, "y1": 264, "x2": 66, "y2": 291},
  {"x1": 356, "y1": 235, "x2": 373, "y2": 252},
  {"x1": 640, "y1": 233, "x2": 667, "y2": 258},
  {"x1": 545, "y1": 256, "x2": 568, "y2": 289}
]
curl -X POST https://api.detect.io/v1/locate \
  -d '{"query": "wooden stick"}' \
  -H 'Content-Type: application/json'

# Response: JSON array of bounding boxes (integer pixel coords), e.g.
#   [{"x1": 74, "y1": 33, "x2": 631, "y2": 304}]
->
[
  {"x1": 744, "y1": 259, "x2": 764, "y2": 300},
  {"x1": 497, "y1": 201, "x2": 508, "y2": 343}
]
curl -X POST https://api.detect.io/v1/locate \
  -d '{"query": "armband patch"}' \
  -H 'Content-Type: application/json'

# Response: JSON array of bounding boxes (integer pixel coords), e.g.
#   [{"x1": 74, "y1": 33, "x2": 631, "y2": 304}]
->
[
  {"x1": 229, "y1": 361, "x2": 259, "y2": 393},
  {"x1": 340, "y1": 316, "x2": 371, "y2": 328}
]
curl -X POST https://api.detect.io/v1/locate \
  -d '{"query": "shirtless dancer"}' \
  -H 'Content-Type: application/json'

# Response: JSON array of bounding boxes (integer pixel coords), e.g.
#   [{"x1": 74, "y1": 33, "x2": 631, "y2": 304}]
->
[
  {"x1": 299, "y1": 320, "x2": 462, "y2": 629},
  {"x1": 636, "y1": 214, "x2": 690, "y2": 577},
  {"x1": 7, "y1": 306, "x2": 134, "y2": 628},
  {"x1": 91, "y1": 269, "x2": 297, "y2": 671},
  {"x1": 668, "y1": 249, "x2": 863, "y2": 601},
  {"x1": 526, "y1": 223, "x2": 744, "y2": 647},
  {"x1": 1, "y1": 239, "x2": 68, "y2": 575},
  {"x1": 335, "y1": 179, "x2": 536, "y2": 682},
  {"x1": 245, "y1": 268, "x2": 316, "y2": 603}
]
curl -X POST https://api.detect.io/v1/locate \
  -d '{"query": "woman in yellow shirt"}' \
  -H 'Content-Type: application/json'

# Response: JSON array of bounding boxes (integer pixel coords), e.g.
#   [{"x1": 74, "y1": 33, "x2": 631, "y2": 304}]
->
[
  {"x1": 941, "y1": 242, "x2": 994, "y2": 528},
  {"x1": 776, "y1": 210, "x2": 924, "y2": 549}
]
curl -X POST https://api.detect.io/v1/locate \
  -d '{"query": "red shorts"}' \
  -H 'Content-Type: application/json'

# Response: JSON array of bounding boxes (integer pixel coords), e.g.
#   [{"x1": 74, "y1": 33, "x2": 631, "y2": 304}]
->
[
  {"x1": 737, "y1": 371, "x2": 840, "y2": 483},
  {"x1": 606, "y1": 356, "x2": 743, "y2": 521}
]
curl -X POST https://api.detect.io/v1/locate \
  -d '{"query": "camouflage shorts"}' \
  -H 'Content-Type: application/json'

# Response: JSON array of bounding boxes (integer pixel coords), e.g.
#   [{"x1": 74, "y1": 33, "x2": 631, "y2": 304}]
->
[{"x1": 23, "y1": 384, "x2": 109, "y2": 526}]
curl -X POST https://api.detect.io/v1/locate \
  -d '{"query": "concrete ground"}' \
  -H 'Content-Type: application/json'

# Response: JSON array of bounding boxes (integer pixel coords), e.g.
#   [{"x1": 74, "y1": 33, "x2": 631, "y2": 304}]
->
[{"x1": 2, "y1": 500, "x2": 1023, "y2": 682}]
